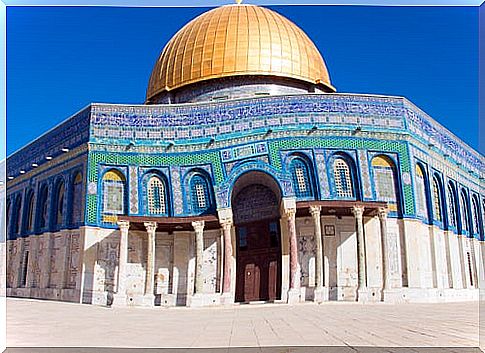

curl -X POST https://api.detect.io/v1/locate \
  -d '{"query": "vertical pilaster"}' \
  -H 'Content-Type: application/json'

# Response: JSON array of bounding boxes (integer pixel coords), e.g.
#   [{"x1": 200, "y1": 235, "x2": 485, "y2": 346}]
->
[
  {"x1": 192, "y1": 220, "x2": 205, "y2": 294},
  {"x1": 111, "y1": 220, "x2": 129, "y2": 306}
]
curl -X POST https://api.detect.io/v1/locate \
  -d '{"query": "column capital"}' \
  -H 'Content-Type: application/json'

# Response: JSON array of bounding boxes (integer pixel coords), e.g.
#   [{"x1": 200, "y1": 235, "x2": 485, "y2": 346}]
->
[
  {"x1": 351, "y1": 205, "x2": 365, "y2": 219},
  {"x1": 117, "y1": 220, "x2": 130, "y2": 230},
  {"x1": 192, "y1": 220, "x2": 205, "y2": 233},
  {"x1": 283, "y1": 207, "x2": 296, "y2": 219},
  {"x1": 309, "y1": 205, "x2": 321, "y2": 217},
  {"x1": 377, "y1": 207, "x2": 388, "y2": 220},
  {"x1": 217, "y1": 208, "x2": 233, "y2": 229},
  {"x1": 144, "y1": 221, "x2": 157, "y2": 233}
]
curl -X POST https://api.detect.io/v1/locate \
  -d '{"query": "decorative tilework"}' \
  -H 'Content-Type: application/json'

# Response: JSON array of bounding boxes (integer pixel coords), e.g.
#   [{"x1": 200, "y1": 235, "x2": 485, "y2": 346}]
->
[
  {"x1": 129, "y1": 166, "x2": 139, "y2": 214},
  {"x1": 315, "y1": 151, "x2": 330, "y2": 198},
  {"x1": 220, "y1": 142, "x2": 268, "y2": 162},
  {"x1": 358, "y1": 150, "x2": 372, "y2": 200}
]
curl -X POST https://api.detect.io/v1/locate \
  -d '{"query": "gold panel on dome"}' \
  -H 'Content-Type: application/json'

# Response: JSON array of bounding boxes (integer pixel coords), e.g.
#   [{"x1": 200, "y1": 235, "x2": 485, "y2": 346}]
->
[{"x1": 146, "y1": 4, "x2": 335, "y2": 102}]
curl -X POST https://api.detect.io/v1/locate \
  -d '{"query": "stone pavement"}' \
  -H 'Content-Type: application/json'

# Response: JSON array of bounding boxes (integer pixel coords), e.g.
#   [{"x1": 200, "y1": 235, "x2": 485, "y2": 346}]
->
[{"x1": 6, "y1": 298, "x2": 480, "y2": 351}]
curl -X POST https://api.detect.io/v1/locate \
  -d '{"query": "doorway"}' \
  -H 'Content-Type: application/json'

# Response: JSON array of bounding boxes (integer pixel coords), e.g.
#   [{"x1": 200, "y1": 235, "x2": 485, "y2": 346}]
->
[{"x1": 232, "y1": 182, "x2": 282, "y2": 302}]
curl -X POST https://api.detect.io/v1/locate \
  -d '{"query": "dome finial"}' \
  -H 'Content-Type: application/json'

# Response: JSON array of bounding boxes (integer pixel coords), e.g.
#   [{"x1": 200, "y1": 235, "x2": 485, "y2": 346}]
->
[{"x1": 235, "y1": 0, "x2": 243, "y2": 4}]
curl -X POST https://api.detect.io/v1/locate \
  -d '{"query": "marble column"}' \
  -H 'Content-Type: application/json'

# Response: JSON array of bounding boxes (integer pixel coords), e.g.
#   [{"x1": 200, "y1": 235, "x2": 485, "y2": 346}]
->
[
  {"x1": 284, "y1": 205, "x2": 301, "y2": 303},
  {"x1": 112, "y1": 220, "x2": 129, "y2": 306},
  {"x1": 144, "y1": 221, "x2": 157, "y2": 305},
  {"x1": 192, "y1": 220, "x2": 205, "y2": 294},
  {"x1": 310, "y1": 205, "x2": 327, "y2": 302},
  {"x1": 221, "y1": 219, "x2": 233, "y2": 295},
  {"x1": 378, "y1": 207, "x2": 392, "y2": 294},
  {"x1": 352, "y1": 205, "x2": 367, "y2": 300}
]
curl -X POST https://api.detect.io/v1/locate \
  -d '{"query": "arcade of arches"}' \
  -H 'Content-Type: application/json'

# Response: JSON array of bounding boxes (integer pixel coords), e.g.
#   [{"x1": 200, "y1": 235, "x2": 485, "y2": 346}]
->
[{"x1": 114, "y1": 171, "x2": 395, "y2": 306}]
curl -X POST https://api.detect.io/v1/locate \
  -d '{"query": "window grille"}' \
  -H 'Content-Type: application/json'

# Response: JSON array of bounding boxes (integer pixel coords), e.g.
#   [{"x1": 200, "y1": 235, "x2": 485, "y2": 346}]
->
[
  {"x1": 333, "y1": 158, "x2": 353, "y2": 198},
  {"x1": 191, "y1": 175, "x2": 210, "y2": 213},
  {"x1": 147, "y1": 176, "x2": 166, "y2": 215},
  {"x1": 447, "y1": 184, "x2": 457, "y2": 228},
  {"x1": 460, "y1": 191, "x2": 469, "y2": 232},
  {"x1": 415, "y1": 165, "x2": 427, "y2": 219},
  {"x1": 432, "y1": 177, "x2": 442, "y2": 222},
  {"x1": 290, "y1": 158, "x2": 313, "y2": 198},
  {"x1": 471, "y1": 198, "x2": 480, "y2": 234},
  {"x1": 102, "y1": 170, "x2": 126, "y2": 216}
]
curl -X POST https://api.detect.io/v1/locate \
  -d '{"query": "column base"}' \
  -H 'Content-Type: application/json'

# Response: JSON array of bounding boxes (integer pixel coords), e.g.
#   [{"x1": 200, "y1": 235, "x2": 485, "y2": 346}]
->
[
  {"x1": 220, "y1": 292, "x2": 235, "y2": 306},
  {"x1": 111, "y1": 293, "x2": 128, "y2": 307},
  {"x1": 140, "y1": 294, "x2": 156, "y2": 307},
  {"x1": 357, "y1": 288, "x2": 381, "y2": 303},
  {"x1": 287, "y1": 288, "x2": 303, "y2": 304},
  {"x1": 313, "y1": 286, "x2": 329, "y2": 303},
  {"x1": 187, "y1": 293, "x2": 221, "y2": 307},
  {"x1": 382, "y1": 288, "x2": 406, "y2": 303}
]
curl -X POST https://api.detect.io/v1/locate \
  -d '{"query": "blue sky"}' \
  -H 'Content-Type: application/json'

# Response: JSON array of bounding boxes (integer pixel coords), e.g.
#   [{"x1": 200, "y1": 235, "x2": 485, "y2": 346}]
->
[{"x1": 6, "y1": 4, "x2": 480, "y2": 156}]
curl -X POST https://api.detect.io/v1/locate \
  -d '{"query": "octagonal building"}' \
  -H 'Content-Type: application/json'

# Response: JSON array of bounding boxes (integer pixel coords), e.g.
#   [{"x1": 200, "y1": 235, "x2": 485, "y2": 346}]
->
[{"x1": 4, "y1": 3, "x2": 484, "y2": 307}]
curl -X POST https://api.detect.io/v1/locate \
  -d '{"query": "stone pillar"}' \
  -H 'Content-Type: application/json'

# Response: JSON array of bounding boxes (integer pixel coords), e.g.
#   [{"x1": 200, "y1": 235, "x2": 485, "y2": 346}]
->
[
  {"x1": 310, "y1": 205, "x2": 327, "y2": 302},
  {"x1": 282, "y1": 198, "x2": 301, "y2": 304},
  {"x1": 378, "y1": 207, "x2": 392, "y2": 294},
  {"x1": 352, "y1": 205, "x2": 368, "y2": 301},
  {"x1": 27, "y1": 235, "x2": 39, "y2": 289},
  {"x1": 218, "y1": 208, "x2": 234, "y2": 304},
  {"x1": 143, "y1": 221, "x2": 157, "y2": 306},
  {"x1": 40, "y1": 233, "x2": 53, "y2": 289},
  {"x1": 221, "y1": 221, "x2": 233, "y2": 297},
  {"x1": 111, "y1": 220, "x2": 129, "y2": 306},
  {"x1": 192, "y1": 220, "x2": 205, "y2": 294}
]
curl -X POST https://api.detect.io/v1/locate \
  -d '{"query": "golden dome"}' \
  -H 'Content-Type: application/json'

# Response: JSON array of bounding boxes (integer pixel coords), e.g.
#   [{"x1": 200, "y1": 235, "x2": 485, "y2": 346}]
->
[{"x1": 146, "y1": 4, "x2": 335, "y2": 102}]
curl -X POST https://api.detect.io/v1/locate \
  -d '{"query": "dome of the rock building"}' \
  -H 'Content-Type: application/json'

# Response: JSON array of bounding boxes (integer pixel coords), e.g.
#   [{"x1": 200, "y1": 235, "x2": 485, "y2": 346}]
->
[{"x1": 145, "y1": 4, "x2": 335, "y2": 103}]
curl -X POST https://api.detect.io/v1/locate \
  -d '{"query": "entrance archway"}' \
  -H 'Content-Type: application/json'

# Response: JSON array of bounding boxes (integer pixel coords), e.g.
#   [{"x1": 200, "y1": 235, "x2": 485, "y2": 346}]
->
[{"x1": 232, "y1": 172, "x2": 282, "y2": 302}]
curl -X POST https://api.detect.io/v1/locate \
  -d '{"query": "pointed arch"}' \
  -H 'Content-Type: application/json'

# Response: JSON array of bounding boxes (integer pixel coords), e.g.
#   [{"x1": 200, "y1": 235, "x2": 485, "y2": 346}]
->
[
  {"x1": 371, "y1": 155, "x2": 400, "y2": 213},
  {"x1": 37, "y1": 184, "x2": 49, "y2": 231},
  {"x1": 13, "y1": 195, "x2": 22, "y2": 235},
  {"x1": 414, "y1": 163, "x2": 429, "y2": 221},
  {"x1": 459, "y1": 188, "x2": 470, "y2": 234},
  {"x1": 471, "y1": 194, "x2": 481, "y2": 238},
  {"x1": 143, "y1": 171, "x2": 170, "y2": 216},
  {"x1": 54, "y1": 179, "x2": 66, "y2": 227},
  {"x1": 24, "y1": 191, "x2": 35, "y2": 233},
  {"x1": 288, "y1": 154, "x2": 315, "y2": 199},
  {"x1": 101, "y1": 169, "x2": 127, "y2": 223},
  {"x1": 328, "y1": 152, "x2": 360, "y2": 200},
  {"x1": 71, "y1": 171, "x2": 84, "y2": 225},
  {"x1": 188, "y1": 171, "x2": 214, "y2": 215},
  {"x1": 446, "y1": 182, "x2": 458, "y2": 230},
  {"x1": 431, "y1": 175, "x2": 443, "y2": 223}
]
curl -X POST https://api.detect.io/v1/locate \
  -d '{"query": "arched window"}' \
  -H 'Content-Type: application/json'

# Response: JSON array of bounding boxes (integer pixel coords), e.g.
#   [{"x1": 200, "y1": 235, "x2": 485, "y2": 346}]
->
[
  {"x1": 102, "y1": 170, "x2": 126, "y2": 223},
  {"x1": 190, "y1": 174, "x2": 212, "y2": 214},
  {"x1": 147, "y1": 176, "x2": 168, "y2": 215},
  {"x1": 415, "y1": 164, "x2": 428, "y2": 220},
  {"x1": 289, "y1": 157, "x2": 314, "y2": 199},
  {"x1": 55, "y1": 181, "x2": 65, "y2": 226},
  {"x1": 71, "y1": 172, "x2": 83, "y2": 224},
  {"x1": 333, "y1": 158, "x2": 354, "y2": 198},
  {"x1": 371, "y1": 155, "x2": 399, "y2": 212},
  {"x1": 25, "y1": 192, "x2": 35, "y2": 232},
  {"x1": 13, "y1": 196, "x2": 22, "y2": 235},
  {"x1": 38, "y1": 185, "x2": 49, "y2": 230},
  {"x1": 431, "y1": 176, "x2": 442, "y2": 222},
  {"x1": 471, "y1": 196, "x2": 480, "y2": 235},
  {"x1": 446, "y1": 183, "x2": 457, "y2": 229},
  {"x1": 460, "y1": 190, "x2": 470, "y2": 233}
]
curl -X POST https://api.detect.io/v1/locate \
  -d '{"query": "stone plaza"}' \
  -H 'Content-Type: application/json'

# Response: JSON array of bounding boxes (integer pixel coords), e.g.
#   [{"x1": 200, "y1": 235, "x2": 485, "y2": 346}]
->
[{"x1": 6, "y1": 298, "x2": 480, "y2": 350}]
